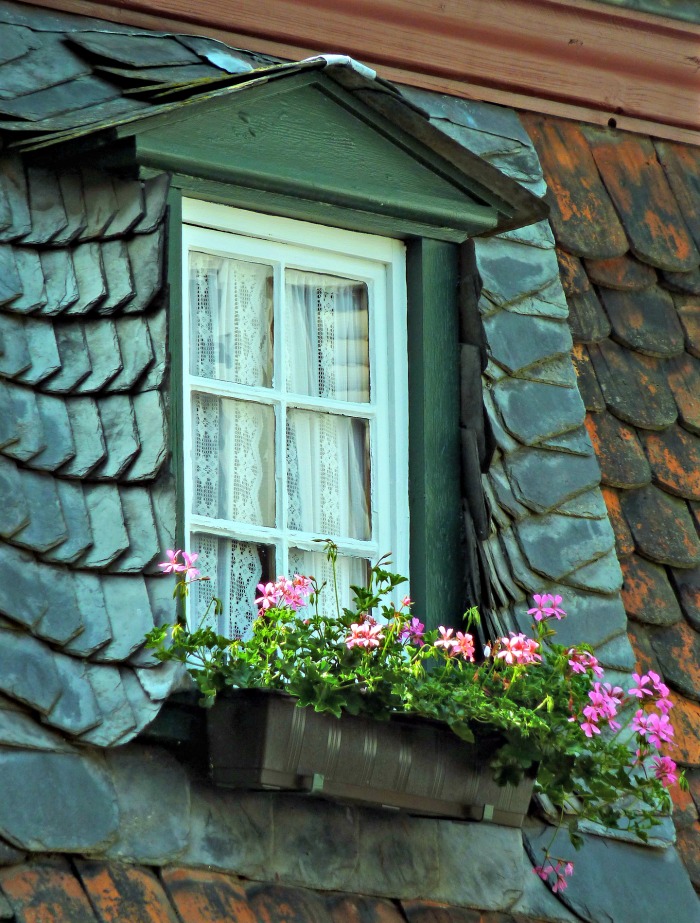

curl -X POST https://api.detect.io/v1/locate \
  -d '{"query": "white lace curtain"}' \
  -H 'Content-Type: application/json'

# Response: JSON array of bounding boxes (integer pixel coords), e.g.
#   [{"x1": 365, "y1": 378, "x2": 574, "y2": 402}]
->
[{"x1": 189, "y1": 253, "x2": 371, "y2": 634}]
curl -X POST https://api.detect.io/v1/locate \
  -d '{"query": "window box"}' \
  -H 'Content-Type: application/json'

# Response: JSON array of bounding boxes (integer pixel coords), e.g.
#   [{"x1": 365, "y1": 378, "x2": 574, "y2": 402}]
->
[{"x1": 207, "y1": 688, "x2": 535, "y2": 826}]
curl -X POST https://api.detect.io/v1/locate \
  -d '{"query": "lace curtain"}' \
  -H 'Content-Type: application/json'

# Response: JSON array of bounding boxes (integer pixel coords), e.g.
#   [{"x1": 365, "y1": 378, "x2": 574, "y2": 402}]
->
[{"x1": 189, "y1": 254, "x2": 372, "y2": 633}]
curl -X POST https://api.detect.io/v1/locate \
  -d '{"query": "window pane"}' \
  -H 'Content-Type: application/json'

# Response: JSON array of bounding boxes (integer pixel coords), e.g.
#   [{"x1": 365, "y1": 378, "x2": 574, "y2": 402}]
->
[
  {"x1": 285, "y1": 269, "x2": 369, "y2": 402},
  {"x1": 191, "y1": 533, "x2": 274, "y2": 638},
  {"x1": 286, "y1": 410, "x2": 370, "y2": 540},
  {"x1": 288, "y1": 548, "x2": 369, "y2": 619},
  {"x1": 190, "y1": 251, "x2": 273, "y2": 387},
  {"x1": 192, "y1": 392, "x2": 275, "y2": 526}
]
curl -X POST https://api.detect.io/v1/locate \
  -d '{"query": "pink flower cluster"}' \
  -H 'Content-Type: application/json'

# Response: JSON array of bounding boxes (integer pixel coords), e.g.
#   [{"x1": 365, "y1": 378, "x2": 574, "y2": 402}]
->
[
  {"x1": 580, "y1": 682, "x2": 624, "y2": 738},
  {"x1": 345, "y1": 621, "x2": 385, "y2": 650},
  {"x1": 399, "y1": 617, "x2": 425, "y2": 647},
  {"x1": 567, "y1": 648, "x2": 604, "y2": 678},
  {"x1": 527, "y1": 593, "x2": 566, "y2": 622},
  {"x1": 255, "y1": 575, "x2": 313, "y2": 612},
  {"x1": 434, "y1": 626, "x2": 476, "y2": 662},
  {"x1": 158, "y1": 549, "x2": 200, "y2": 579},
  {"x1": 533, "y1": 859, "x2": 574, "y2": 893},
  {"x1": 495, "y1": 632, "x2": 541, "y2": 666}
]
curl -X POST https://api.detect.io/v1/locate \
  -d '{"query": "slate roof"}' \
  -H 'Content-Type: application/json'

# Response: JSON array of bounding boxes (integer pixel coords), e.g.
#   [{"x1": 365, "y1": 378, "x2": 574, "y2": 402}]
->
[{"x1": 521, "y1": 112, "x2": 700, "y2": 888}]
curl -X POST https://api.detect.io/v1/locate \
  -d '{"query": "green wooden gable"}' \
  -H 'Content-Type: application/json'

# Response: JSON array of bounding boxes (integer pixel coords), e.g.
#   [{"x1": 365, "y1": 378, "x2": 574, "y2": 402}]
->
[{"x1": 31, "y1": 58, "x2": 546, "y2": 242}]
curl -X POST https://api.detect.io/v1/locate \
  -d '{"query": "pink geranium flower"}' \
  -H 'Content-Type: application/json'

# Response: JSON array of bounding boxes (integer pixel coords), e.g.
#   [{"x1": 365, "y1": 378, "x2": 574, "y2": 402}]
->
[
  {"x1": 453, "y1": 631, "x2": 475, "y2": 662},
  {"x1": 181, "y1": 551, "x2": 200, "y2": 579},
  {"x1": 399, "y1": 617, "x2": 425, "y2": 647},
  {"x1": 495, "y1": 632, "x2": 541, "y2": 665},
  {"x1": 435, "y1": 626, "x2": 456, "y2": 653},
  {"x1": 345, "y1": 622, "x2": 385, "y2": 650},
  {"x1": 653, "y1": 755, "x2": 678, "y2": 787},
  {"x1": 158, "y1": 549, "x2": 185, "y2": 574}
]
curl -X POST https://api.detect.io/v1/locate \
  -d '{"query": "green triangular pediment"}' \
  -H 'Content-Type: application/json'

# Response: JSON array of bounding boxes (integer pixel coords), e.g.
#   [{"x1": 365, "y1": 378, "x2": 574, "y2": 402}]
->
[{"x1": 117, "y1": 64, "x2": 545, "y2": 241}]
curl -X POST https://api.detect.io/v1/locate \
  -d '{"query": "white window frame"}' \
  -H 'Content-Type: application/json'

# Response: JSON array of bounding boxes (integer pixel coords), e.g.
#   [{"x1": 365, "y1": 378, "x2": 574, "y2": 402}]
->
[{"x1": 181, "y1": 200, "x2": 409, "y2": 614}]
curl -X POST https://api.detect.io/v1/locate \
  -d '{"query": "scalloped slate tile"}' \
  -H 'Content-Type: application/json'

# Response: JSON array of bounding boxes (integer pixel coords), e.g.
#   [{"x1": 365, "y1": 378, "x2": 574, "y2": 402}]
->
[
  {"x1": 2, "y1": 382, "x2": 45, "y2": 462},
  {"x1": 516, "y1": 354, "x2": 578, "y2": 388},
  {"x1": 584, "y1": 253, "x2": 656, "y2": 291},
  {"x1": 0, "y1": 379, "x2": 17, "y2": 450},
  {"x1": 18, "y1": 316, "x2": 61, "y2": 384},
  {"x1": 587, "y1": 131, "x2": 699, "y2": 272},
  {"x1": 0, "y1": 754, "x2": 117, "y2": 851},
  {"x1": 29, "y1": 392, "x2": 75, "y2": 472},
  {"x1": 600, "y1": 485, "x2": 636, "y2": 558},
  {"x1": 0, "y1": 544, "x2": 47, "y2": 629},
  {"x1": 41, "y1": 479, "x2": 92, "y2": 564},
  {"x1": 0, "y1": 155, "x2": 30, "y2": 242},
  {"x1": 521, "y1": 114, "x2": 628, "y2": 259},
  {"x1": 78, "y1": 665, "x2": 136, "y2": 746},
  {"x1": 70, "y1": 30, "x2": 200, "y2": 67},
  {"x1": 655, "y1": 140, "x2": 700, "y2": 252},
  {"x1": 46, "y1": 653, "x2": 102, "y2": 735},
  {"x1": 676, "y1": 299, "x2": 700, "y2": 358},
  {"x1": 475, "y1": 237, "x2": 559, "y2": 308},
  {"x1": 571, "y1": 343, "x2": 606, "y2": 412},
  {"x1": 588, "y1": 340, "x2": 678, "y2": 430},
  {"x1": 491, "y1": 378, "x2": 585, "y2": 445},
  {"x1": 93, "y1": 395, "x2": 139, "y2": 479},
  {"x1": 651, "y1": 620, "x2": 700, "y2": 702},
  {"x1": 63, "y1": 572, "x2": 111, "y2": 657},
  {"x1": 0, "y1": 627, "x2": 61, "y2": 713},
  {"x1": 505, "y1": 445, "x2": 600, "y2": 514},
  {"x1": 0, "y1": 244, "x2": 20, "y2": 304},
  {"x1": 96, "y1": 239, "x2": 135, "y2": 314},
  {"x1": 584, "y1": 411, "x2": 651, "y2": 488},
  {"x1": 0, "y1": 457, "x2": 28, "y2": 537},
  {"x1": 39, "y1": 248, "x2": 79, "y2": 314},
  {"x1": 516, "y1": 511, "x2": 615, "y2": 581},
  {"x1": 43, "y1": 323, "x2": 91, "y2": 393},
  {"x1": 52, "y1": 171, "x2": 87, "y2": 245},
  {"x1": 106, "y1": 316, "x2": 153, "y2": 391},
  {"x1": 538, "y1": 424, "x2": 595, "y2": 456},
  {"x1": 555, "y1": 486, "x2": 609, "y2": 519},
  {"x1": 503, "y1": 276, "x2": 569, "y2": 319},
  {"x1": 67, "y1": 241, "x2": 106, "y2": 314},
  {"x1": 0, "y1": 699, "x2": 75, "y2": 752},
  {"x1": 34, "y1": 566, "x2": 83, "y2": 645},
  {"x1": 9, "y1": 247, "x2": 46, "y2": 313},
  {"x1": 671, "y1": 566, "x2": 700, "y2": 631},
  {"x1": 79, "y1": 167, "x2": 118, "y2": 240},
  {"x1": 132, "y1": 174, "x2": 170, "y2": 234},
  {"x1": 141, "y1": 307, "x2": 166, "y2": 390},
  {"x1": 23, "y1": 167, "x2": 67, "y2": 245},
  {"x1": 483, "y1": 311, "x2": 572, "y2": 376},
  {"x1": 61, "y1": 397, "x2": 106, "y2": 476},
  {"x1": 111, "y1": 487, "x2": 159, "y2": 573},
  {"x1": 11, "y1": 469, "x2": 67, "y2": 553},
  {"x1": 91, "y1": 575, "x2": 154, "y2": 662},
  {"x1": 640, "y1": 424, "x2": 700, "y2": 500},
  {"x1": 80, "y1": 484, "x2": 128, "y2": 568},
  {"x1": 621, "y1": 554, "x2": 683, "y2": 626},
  {"x1": 107, "y1": 177, "x2": 145, "y2": 237},
  {"x1": 124, "y1": 226, "x2": 164, "y2": 313},
  {"x1": 599, "y1": 284, "x2": 685, "y2": 358},
  {"x1": 121, "y1": 670, "x2": 162, "y2": 734},
  {"x1": 621, "y1": 484, "x2": 700, "y2": 567},
  {"x1": 666, "y1": 352, "x2": 700, "y2": 435},
  {"x1": 0, "y1": 312, "x2": 30, "y2": 376},
  {"x1": 560, "y1": 543, "x2": 623, "y2": 593},
  {"x1": 487, "y1": 458, "x2": 529, "y2": 521},
  {"x1": 661, "y1": 267, "x2": 700, "y2": 295},
  {"x1": 75, "y1": 319, "x2": 122, "y2": 393},
  {"x1": 566, "y1": 287, "x2": 611, "y2": 344},
  {"x1": 557, "y1": 247, "x2": 589, "y2": 296},
  {"x1": 126, "y1": 391, "x2": 167, "y2": 481}
]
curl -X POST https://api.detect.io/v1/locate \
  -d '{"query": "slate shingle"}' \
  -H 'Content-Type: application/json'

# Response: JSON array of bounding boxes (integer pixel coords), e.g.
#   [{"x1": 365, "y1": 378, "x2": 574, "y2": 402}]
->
[
  {"x1": 0, "y1": 627, "x2": 62, "y2": 713},
  {"x1": 2, "y1": 381, "x2": 45, "y2": 461},
  {"x1": 67, "y1": 32, "x2": 201, "y2": 68},
  {"x1": 23, "y1": 167, "x2": 67, "y2": 245},
  {"x1": 94, "y1": 395, "x2": 139, "y2": 479},
  {"x1": 106, "y1": 177, "x2": 145, "y2": 238},
  {"x1": 620, "y1": 484, "x2": 700, "y2": 568},
  {"x1": 18, "y1": 316, "x2": 61, "y2": 384},
  {"x1": 584, "y1": 254, "x2": 656, "y2": 291},
  {"x1": 34, "y1": 566, "x2": 83, "y2": 646},
  {"x1": 80, "y1": 484, "x2": 129, "y2": 567},
  {"x1": 79, "y1": 167, "x2": 119, "y2": 241},
  {"x1": 0, "y1": 544, "x2": 47, "y2": 628},
  {"x1": 666, "y1": 351, "x2": 700, "y2": 435},
  {"x1": 52, "y1": 171, "x2": 87, "y2": 244},
  {"x1": 39, "y1": 248, "x2": 79, "y2": 314},
  {"x1": 600, "y1": 486, "x2": 635, "y2": 558},
  {"x1": 11, "y1": 468, "x2": 68, "y2": 553},
  {"x1": 41, "y1": 478, "x2": 92, "y2": 565},
  {"x1": 0, "y1": 242, "x2": 21, "y2": 303},
  {"x1": 655, "y1": 140, "x2": 700, "y2": 252},
  {"x1": 97, "y1": 239, "x2": 135, "y2": 313},
  {"x1": 68, "y1": 241, "x2": 107, "y2": 314},
  {"x1": 520, "y1": 114, "x2": 627, "y2": 259},
  {"x1": 126, "y1": 391, "x2": 167, "y2": 481},
  {"x1": 107, "y1": 316, "x2": 153, "y2": 391},
  {"x1": 46, "y1": 654, "x2": 103, "y2": 735},
  {"x1": 78, "y1": 665, "x2": 136, "y2": 745},
  {"x1": 491, "y1": 377, "x2": 585, "y2": 446},
  {"x1": 675, "y1": 297, "x2": 700, "y2": 358},
  {"x1": 504, "y1": 445, "x2": 600, "y2": 515},
  {"x1": 566, "y1": 287, "x2": 611, "y2": 344},
  {"x1": 76, "y1": 319, "x2": 122, "y2": 393},
  {"x1": 111, "y1": 487, "x2": 159, "y2": 574},
  {"x1": 584, "y1": 411, "x2": 651, "y2": 489},
  {"x1": 620, "y1": 553, "x2": 683, "y2": 626},
  {"x1": 0, "y1": 154, "x2": 30, "y2": 241},
  {"x1": 599, "y1": 284, "x2": 686, "y2": 358},
  {"x1": 124, "y1": 226, "x2": 164, "y2": 313},
  {"x1": 63, "y1": 572, "x2": 111, "y2": 657},
  {"x1": 516, "y1": 511, "x2": 615, "y2": 582},
  {"x1": 42, "y1": 323, "x2": 91, "y2": 393},
  {"x1": 588, "y1": 340, "x2": 678, "y2": 430},
  {"x1": 587, "y1": 131, "x2": 700, "y2": 272},
  {"x1": 91, "y1": 576, "x2": 154, "y2": 663},
  {"x1": 10, "y1": 246, "x2": 47, "y2": 312},
  {"x1": 61, "y1": 397, "x2": 106, "y2": 477},
  {"x1": 0, "y1": 311, "x2": 31, "y2": 376},
  {"x1": 132, "y1": 173, "x2": 170, "y2": 234},
  {"x1": 640, "y1": 425, "x2": 700, "y2": 500},
  {"x1": 556, "y1": 246, "x2": 589, "y2": 296},
  {"x1": 571, "y1": 343, "x2": 605, "y2": 412}
]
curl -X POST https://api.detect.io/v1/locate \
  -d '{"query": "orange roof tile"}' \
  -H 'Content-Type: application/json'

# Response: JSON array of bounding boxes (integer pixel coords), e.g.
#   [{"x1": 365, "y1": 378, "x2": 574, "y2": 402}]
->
[
  {"x1": 587, "y1": 132, "x2": 700, "y2": 272},
  {"x1": 520, "y1": 114, "x2": 627, "y2": 260},
  {"x1": 640, "y1": 425, "x2": 700, "y2": 501},
  {"x1": 77, "y1": 862, "x2": 180, "y2": 923},
  {"x1": 599, "y1": 486, "x2": 635, "y2": 558},
  {"x1": 0, "y1": 858, "x2": 99, "y2": 923},
  {"x1": 584, "y1": 254, "x2": 656, "y2": 291},
  {"x1": 161, "y1": 868, "x2": 257, "y2": 923}
]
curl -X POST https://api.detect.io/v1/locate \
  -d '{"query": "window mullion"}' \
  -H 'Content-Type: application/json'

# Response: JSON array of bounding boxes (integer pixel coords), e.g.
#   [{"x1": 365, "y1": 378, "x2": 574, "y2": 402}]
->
[{"x1": 276, "y1": 259, "x2": 288, "y2": 578}]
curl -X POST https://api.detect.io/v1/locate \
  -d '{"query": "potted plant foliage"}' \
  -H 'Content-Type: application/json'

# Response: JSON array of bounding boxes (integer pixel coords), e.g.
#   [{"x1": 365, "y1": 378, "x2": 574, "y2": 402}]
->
[{"x1": 146, "y1": 542, "x2": 683, "y2": 892}]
